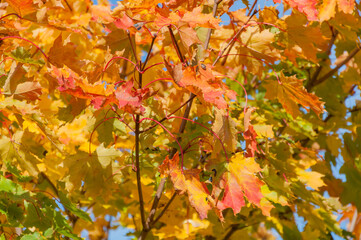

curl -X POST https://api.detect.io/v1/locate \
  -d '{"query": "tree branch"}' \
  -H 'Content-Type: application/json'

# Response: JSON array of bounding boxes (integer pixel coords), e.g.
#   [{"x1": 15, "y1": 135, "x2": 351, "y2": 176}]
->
[
  {"x1": 139, "y1": 93, "x2": 195, "y2": 240},
  {"x1": 139, "y1": 1, "x2": 223, "y2": 238},
  {"x1": 150, "y1": 192, "x2": 177, "y2": 227},
  {"x1": 212, "y1": 10, "x2": 258, "y2": 67},
  {"x1": 204, "y1": 0, "x2": 223, "y2": 50},
  {"x1": 141, "y1": 36, "x2": 156, "y2": 71},
  {"x1": 129, "y1": 33, "x2": 147, "y2": 230},
  {"x1": 140, "y1": 94, "x2": 197, "y2": 133},
  {"x1": 310, "y1": 44, "x2": 360, "y2": 90},
  {"x1": 306, "y1": 29, "x2": 338, "y2": 91},
  {"x1": 168, "y1": 26, "x2": 186, "y2": 64},
  {"x1": 127, "y1": 30, "x2": 139, "y2": 64}
]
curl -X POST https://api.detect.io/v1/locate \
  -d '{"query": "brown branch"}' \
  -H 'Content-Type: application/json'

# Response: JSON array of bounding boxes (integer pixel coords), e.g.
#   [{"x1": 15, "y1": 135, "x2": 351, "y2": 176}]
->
[
  {"x1": 140, "y1": 94, "x2": 197, "y2": 133},
  {"x1": 63, "y1": 0, "x2": 72, "y2": 12},
  {"x1": 311, "y1": 44, "x2": 360, "y2": 89},
  {"x1": 127, "y1": 30, "x2": 139, "y2": 64},
  {"x1": 150, "y1": 192, "x2": 177, "y2": 227},
  {"x1": 306, "y1": 29, "x2": 338, "y2": 91},
  {"x1": 135, "y1": 78, "x2": 146, "y2": 230},
  {"x1": 223, "y1": 222, "x2": 260, "y2": 240},
  {"x1": 247, "y1": 0, "x2": 258, "y2": 16},
  {"x1": 204, "y1": 0, "x2": 223, "y2": 50},
  {"x1": 128, "y1": 31, "x2": 147, "y2": 231},
  {"x1": 223, "y1": 225, "x2": 239, "y2": 240},
  {"x1": 140, "y1": 94, "x2": 195, "y2": 240},
  {"x1": 141, "y1": 36, "x2": 156, "y2": 71},
  {"x1": 168, "y1": 26, "x2": 186, "y2": 63},
  {"x1": 212, "y1": 10, "x2": 258, "y2": 67}
]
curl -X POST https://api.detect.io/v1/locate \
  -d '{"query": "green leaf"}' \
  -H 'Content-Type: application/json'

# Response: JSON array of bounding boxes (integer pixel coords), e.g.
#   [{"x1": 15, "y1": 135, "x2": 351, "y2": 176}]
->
[
  {"x1": 59, "y1": 192, "x2": 92, "y2": 222},
  {"x1": 0, "y1": 176, "x2": 27, "y2": 195},
  {"x1": 95, "y1": 109, "x2": 115, "y2": 146},
  {"x1": 7, "y1": 47, "x2": 45, "y2": 65},
  {"x1": 44, "y1": 228, "x2": 54, "y2": 238},
  {"x1": 96, "y1": 143, "x2": 122, "y2": 168},
  {"x1": 20, "y1": 232, "x2": 42, "y2": 240}
]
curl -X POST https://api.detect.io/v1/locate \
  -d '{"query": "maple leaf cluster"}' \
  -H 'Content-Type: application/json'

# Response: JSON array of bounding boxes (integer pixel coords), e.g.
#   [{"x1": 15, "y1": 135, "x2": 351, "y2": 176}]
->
[{"x1": 0, "y1": 0, "x2": 361, "y2": 239}]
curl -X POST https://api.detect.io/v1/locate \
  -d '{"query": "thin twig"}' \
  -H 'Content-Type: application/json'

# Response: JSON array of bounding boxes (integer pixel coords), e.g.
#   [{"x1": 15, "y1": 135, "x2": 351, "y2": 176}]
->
[
  {"x1": 247, "y1": 0, "x2": 258, "y2": 16},
  {"x1": 223, "y1": 225, "x2": 239, "y2": 240},
  {"x1": 140, "y1": 94, "x2": 195, "y2": 240},
  {"x1": 127, "y1": 30, "x2": 139, "y2": 64},
  {"x1": 128, "y1": 31, "x2": 147, "y2": 231},
  {"x1": 141, "y1": 36, "x2": 156, "y2": 71},
  {"x1": 62, "y1": 0, "x2": 73, "y2": 12},
  {"x1": 212, "y1": 10, "x2": 258, "y2": 67},
  {"x1": 140, "y1": 94, "x2": 197, "y2": 133},
  {"x1": 168, "y1": 26, "x2": 186, "y2": 63}
]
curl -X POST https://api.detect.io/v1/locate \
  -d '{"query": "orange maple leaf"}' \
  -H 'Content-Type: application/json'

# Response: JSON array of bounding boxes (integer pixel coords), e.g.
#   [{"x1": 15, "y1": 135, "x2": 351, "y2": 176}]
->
[
  {"x1": 159, "y1": 154, "x2": 212, "y2": 219},
  {"x1": 6, "y1": 0, "x2": 36, "y2": 16},
  {"x1": 167, "y1": 63, "x2": 236, "y2": 109},
  {"x1": 218, "y1": 153, "x2": 266, "y2": 215}
]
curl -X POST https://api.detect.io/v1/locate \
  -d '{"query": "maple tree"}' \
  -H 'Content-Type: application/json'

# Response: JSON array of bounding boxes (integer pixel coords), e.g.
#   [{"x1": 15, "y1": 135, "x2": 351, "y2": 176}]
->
[{"x1": 1, "y1": 0, "x2": 361, "y2": 239}]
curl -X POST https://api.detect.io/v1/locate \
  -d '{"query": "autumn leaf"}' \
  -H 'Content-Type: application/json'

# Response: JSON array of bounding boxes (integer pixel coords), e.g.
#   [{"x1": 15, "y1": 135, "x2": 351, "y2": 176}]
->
[
  {"x1": 181, "y1": 7, "x2": 220, "y2": 29},
  {"x1": 264, "y1": 72, "x2": 325, "y2": 118},
  {"x1": 319, "y1": 0, "x2": 355, "y2": 21},
  {"x1": 212, "y1": 109, "x2": 237, "y2": 155},
  {"x1": 114, "y1": 81, "x2": 146, "y2": 114},
  {"x1": 13, "y1": 81, "x2": 42, "y2": 101},
  {"x1": 168, "y1": 63, "x2": 236, "y2": 109},
  {"x1": 275, "y1": 0, "x2": 318, "y2": 21},
  {"x1": 114, "y1": 14, "x2": 134, "y2": 30},
  {"x1": 6, "y1": 0, "x2": 36, "y2": 16},
  {"x1": 179, "y1": 26, "x2": 201, "y2": 50},
  {"x1": 218, "y1": 153, "x2": 267, "y2": 215},
  {"x1": 243, "y1": 107, "x2": 258, "y2": 157},
  {"x1": 90, "y1": 5, "x2": 114, "y2": 23},
  {"x1": 159, "y1": 154, "x2": 213, "y2": 219}
]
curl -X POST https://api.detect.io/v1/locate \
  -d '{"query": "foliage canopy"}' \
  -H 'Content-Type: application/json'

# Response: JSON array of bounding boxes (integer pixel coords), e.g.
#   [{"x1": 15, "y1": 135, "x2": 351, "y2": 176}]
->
[{"x1": 1, "y1": 0, "x2": 361, "y2": 239}]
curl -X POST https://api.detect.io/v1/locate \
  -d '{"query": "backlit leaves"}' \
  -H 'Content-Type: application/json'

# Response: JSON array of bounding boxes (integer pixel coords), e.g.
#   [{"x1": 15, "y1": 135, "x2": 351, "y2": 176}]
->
[
  {"x1": 159, "y1": 154, "x2": 212, "y2": 219},
  {"x1": 5, "y1": 0, "x2": 36, "y2": 16},
  {"x1": 0, "y1": 0, "x2": 359, "y2": 239},
  {"x1": 218, "y1": 153, "x2": 265, "y2": 215},
  {"x1": 264, "y1": 72, "x2": 325, "y2": 118}
]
